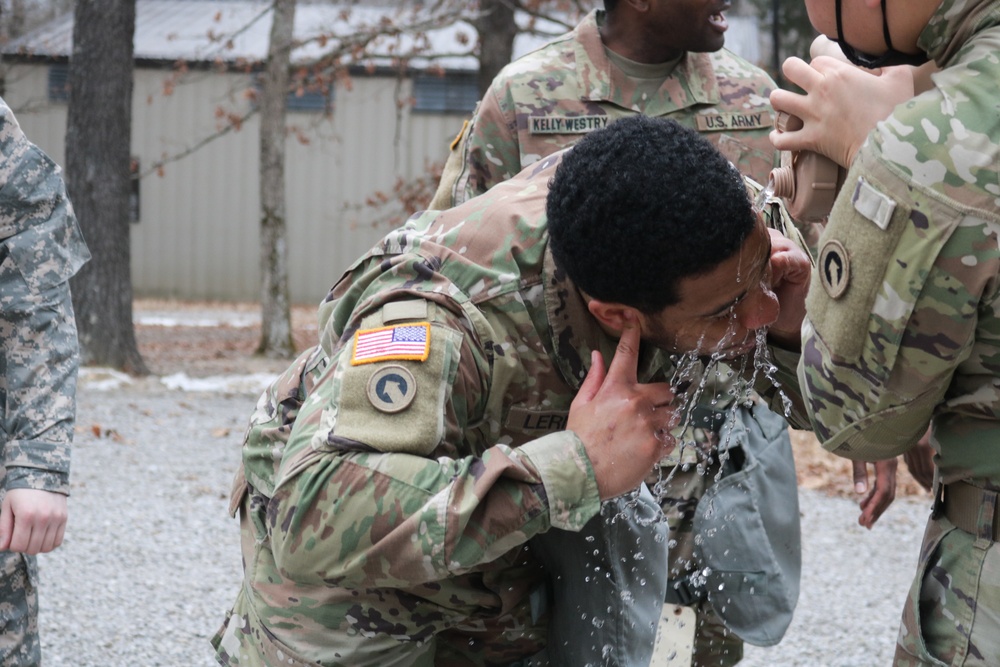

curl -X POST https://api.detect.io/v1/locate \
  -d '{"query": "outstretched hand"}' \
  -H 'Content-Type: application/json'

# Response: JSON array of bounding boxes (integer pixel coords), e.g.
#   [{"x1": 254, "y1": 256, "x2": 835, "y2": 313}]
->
[
  {"x1": 769, "y1": 56, "x2": 915, "y2": 169},
  {"x1": 568, "y1": 317, "x2": 677, "y2": 499},
  {"x1": 0, "y1": 488, "x2": 68, "y2": 555}
]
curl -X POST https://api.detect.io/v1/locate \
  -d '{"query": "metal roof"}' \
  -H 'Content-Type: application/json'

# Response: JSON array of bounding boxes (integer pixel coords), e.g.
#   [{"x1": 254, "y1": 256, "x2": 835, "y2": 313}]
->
[
  {"x1": 4, "y1": 1, "x2": 761, "y2": 70},
  {"x1": 4, "y1": 1, "x2": 554, "y2": 70}
]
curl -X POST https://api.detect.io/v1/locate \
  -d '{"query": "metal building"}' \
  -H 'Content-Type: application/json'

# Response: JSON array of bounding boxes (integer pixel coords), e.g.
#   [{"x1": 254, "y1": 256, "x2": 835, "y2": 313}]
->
[{"x1": 2, "y1": 1, "x2": 762, "y2": 304}]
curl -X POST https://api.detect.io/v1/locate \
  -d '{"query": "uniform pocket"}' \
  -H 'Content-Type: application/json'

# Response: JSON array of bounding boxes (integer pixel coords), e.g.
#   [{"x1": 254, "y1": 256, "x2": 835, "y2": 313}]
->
[
  {"x1": 0, "y1": 147, "x2": 88, "y2": 293},
  {"x1": 806, "y1": 174, "x2": 962, "y2": 388},
  {"x1": 895, "y1": 517, "x2": 955, "y2": 666}
]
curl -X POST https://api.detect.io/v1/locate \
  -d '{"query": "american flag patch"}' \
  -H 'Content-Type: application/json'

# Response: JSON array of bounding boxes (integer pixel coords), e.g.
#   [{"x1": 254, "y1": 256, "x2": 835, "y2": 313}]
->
[{"x1": 350, "y1": 323, "x2": 431, "y2": 365}]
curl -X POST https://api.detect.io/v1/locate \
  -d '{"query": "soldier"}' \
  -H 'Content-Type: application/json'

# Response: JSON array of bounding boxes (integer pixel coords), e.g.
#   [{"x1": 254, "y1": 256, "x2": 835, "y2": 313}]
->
[
  {"x1": 0, "y1": 97, "x2": 89, "y2": 664},
  {"x1": 431, "y1": 3, "x2": 893, "y2": 663},
  {"x1": 769, "y1": 0, "x2": 1000, "y2": 664},
  {"x1": 213, "y1": 117, "x2": 813, "y2": 666},
  {"x1": 432, "y1": 0, "x2": 780, "y2": 213}
]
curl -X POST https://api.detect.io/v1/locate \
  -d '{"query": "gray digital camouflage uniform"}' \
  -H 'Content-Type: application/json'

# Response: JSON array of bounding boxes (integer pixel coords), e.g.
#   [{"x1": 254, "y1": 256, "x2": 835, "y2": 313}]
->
[
  {"x1": 213, "y1": 146, "x2": 806, "y2": 666},
  {"x1": 797, "y1": 0, "x2": 1000, "y2": 664},
  {"x1": 0, "y1": 97, "x2": 88, "y2": 664},
  {"x1": 430, "y1": 10, "x2": 793, "y2": 664}
]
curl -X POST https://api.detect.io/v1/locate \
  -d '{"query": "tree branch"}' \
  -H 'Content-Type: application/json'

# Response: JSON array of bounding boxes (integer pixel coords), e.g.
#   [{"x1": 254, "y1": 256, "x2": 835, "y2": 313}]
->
[{"x1": 139, "y1": 106, "x2": 258, "y2": 178}]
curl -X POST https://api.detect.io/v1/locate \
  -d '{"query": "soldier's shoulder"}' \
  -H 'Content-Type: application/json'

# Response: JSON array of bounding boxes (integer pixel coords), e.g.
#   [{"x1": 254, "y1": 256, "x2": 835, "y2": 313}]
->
[
  {"x1": 708, "y1": 48, "x2": 777, "y2": 90},
  {"x1": 490, "y1": 31, "x2": 580, "y2": 92}
]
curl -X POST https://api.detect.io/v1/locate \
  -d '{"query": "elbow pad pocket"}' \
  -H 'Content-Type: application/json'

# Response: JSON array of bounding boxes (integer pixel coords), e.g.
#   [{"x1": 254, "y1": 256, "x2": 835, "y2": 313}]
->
[{"x1": 817, "y1": 385, "x2": 940, "y2": 460}]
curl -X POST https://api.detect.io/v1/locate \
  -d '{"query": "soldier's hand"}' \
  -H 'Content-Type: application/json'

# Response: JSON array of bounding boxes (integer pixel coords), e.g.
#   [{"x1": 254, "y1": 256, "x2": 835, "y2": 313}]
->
[
  {"x1": 766, "y1": 228, "x2": 810, "y2": 349},
  {"x1": 0, "y1": 488, "x2": 68, "y2": 555},
  {"x1": 853, "y1": 458, "x2": 897, "y2": 529},
  {"x1": 769, "y1": 56, "x2": 914, "y2": 169},
  {"x1": 902, "y1": 427, "x2": 935, "y2": 492},
  {"x1": 568, "y1": 316, "x2": 677, "y2": 500},
  {"x1": 809, "y1": 35, "x2": 939, "y2": 97}
]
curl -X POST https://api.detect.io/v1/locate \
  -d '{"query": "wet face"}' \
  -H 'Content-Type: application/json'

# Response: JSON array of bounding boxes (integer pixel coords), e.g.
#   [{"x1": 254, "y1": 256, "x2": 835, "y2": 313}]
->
[
  {"x1": 639, "y1": 220, "x2": 778, "y2": 358},
  {"x1": 647, "y1": 0, "x2": 732, "y2": 55}
]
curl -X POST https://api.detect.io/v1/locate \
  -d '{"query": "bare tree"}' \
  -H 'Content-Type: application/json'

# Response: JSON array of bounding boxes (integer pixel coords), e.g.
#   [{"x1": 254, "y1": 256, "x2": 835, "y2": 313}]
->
[
  {"x1": 65, "y1": 0, "x2": 147, "y2": 373},
  {"x1": 474, "y1": 0, "x2": 517, "y2": 96},
  {"x1": 257, "y1": 0, "x2": 296, "y2": 357},
  {"x1": 134, "y1": 0, "x2": 587, "y2": 356}
]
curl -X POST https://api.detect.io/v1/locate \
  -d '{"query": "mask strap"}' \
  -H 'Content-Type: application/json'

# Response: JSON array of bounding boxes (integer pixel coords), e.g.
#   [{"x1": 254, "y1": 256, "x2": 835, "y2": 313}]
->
[
  {"x1": 880, "y1": 0, "x2": 895, "y2": 51},
  {"x1": 835, "y1": 0, "x2": 846, "y2": 43}
]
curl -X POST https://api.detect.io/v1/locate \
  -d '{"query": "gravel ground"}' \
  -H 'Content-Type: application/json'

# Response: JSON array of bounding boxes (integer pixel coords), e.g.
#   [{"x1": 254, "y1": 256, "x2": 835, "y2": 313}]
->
[
  {"x1": 35, "y1": 326, "x2": 931, "y2": 666},
  {"x1": 39, "y1": 381, "x2": 931, "y2": 667},
  {"x1": 38, "y1": 381, "x2": 245, "y2": 667}
]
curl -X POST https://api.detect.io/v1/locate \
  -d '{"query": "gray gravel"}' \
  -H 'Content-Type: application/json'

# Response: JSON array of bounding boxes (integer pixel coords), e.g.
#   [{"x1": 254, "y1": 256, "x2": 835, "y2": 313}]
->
[{"x1": 37, "y1": 379, "x2": 930, "y2": 666}]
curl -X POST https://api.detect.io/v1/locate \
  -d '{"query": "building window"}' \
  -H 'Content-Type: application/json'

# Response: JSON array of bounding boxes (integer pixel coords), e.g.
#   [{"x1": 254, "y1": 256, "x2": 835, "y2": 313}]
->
[
  {"x1": 48, "y1": 64, "x2": 70, "y2": 103},
  {"x1": 285, "y1": 85, "x2": 334, "y2": 113},
  {"x1": 412, "y1": 73, "x2": 478, "y2": 114},
  {"x1": 130, "y1": 157, "x2": 141, "y2": 223},
  {"x1": 252, "y1": 76, "x2": 335, "y2": 113}
]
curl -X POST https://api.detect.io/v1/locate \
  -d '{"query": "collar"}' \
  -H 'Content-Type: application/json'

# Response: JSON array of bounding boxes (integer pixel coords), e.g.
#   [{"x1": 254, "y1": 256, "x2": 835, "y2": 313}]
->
[
  {"x1": 541, "y1": 244, "x2": 670, "y2": 390},
  {"x1": 572, "y1": 10, "x2": 721, "y2": 113}
]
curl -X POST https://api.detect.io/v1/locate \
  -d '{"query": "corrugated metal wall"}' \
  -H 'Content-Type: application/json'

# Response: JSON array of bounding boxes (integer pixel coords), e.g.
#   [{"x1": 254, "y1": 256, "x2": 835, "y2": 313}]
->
[{"x1": 5, "y1": 64, "x2": 465, "y2": 304}]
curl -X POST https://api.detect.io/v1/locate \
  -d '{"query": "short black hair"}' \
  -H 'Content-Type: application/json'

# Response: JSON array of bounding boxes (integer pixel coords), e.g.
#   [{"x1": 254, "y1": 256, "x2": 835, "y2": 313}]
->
[
  {"x1": 603, "y1": 0, "x2": 619, "y2": 12},
  {"x1": 546, "y1": 116, "x2": 755, "y2": 313}
]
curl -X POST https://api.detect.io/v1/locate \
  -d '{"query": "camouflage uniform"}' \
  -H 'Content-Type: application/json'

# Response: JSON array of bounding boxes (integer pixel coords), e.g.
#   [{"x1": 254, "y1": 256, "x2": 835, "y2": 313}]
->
[
  {"x1": 0, "y1": 97, "x2": 89, "y2": 664},
  {"x1": 431, "y1": 11, "x2": 791, "y2": 664},
  {"x1": 796, "y1": 1, "x2": 1000, "y2": 664},
  {"x1": 213, "y1": 150, "x2": 804, "y2": 666}
]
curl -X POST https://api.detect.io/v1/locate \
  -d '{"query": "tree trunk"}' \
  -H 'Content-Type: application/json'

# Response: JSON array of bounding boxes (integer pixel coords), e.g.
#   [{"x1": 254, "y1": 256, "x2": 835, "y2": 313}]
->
[
  {"x1": 256, "y1": 0, "x2": 296, "y2": 358},
  {"x1": 474, "y1": 0, "x2": 518, "y2": 96},
  {"x1": 66, "y1": 0, "x2": 147, "y2": 374}
]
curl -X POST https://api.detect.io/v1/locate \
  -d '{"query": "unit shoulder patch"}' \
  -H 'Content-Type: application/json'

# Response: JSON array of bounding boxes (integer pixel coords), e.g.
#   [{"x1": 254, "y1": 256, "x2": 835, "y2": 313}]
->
[
  {"x1": 819, "y1": 239, "x2": 850, "y2": 299},
  {"x1": 367, "y1": 365, "x2": 417, "y2": 414}
]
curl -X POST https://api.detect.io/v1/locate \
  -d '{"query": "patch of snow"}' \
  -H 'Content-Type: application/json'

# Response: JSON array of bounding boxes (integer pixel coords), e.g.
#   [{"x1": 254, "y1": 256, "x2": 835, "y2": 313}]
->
[
  {"x1": 79, "y1": 367, "x2": 134, "y2": 391},
  {"x1": 160, "y1": 372, "x2": 276, "y2": 395},
  {"x1": 134, "y1": 312, "x2": 261, "y2": 328}
]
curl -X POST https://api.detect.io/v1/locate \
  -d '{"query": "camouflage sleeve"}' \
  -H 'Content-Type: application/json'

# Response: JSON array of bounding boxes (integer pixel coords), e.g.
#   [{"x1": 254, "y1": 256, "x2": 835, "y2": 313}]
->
[
  {"x1": 0, "y1": 98, "x2": 90, "y2": 494},
  {"x1": 453, "y1": 83, "x2": 523, "y2": 205},
  {"x1": 798, "y1": 143, "x2": 989, "y2": 460},
  {"x1": 266, "y1": 304, "x2": 600, "y2": 589}
]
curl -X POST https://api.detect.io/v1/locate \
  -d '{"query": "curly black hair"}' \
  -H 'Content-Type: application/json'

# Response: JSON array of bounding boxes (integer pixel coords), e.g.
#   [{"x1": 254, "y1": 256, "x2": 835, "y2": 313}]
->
[{"x1": 546, "y1": 116, "x2": 755, "y2": 313}]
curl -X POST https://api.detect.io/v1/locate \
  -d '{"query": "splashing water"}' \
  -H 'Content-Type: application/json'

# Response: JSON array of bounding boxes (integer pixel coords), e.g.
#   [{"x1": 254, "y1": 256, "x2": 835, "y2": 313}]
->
[
  {"x1": 651, "y1": 313, "x2": 797, "y2": 510},
  {"x1": 753, "y1": 176, "x2": 776, "y2": 216},
  {"x1": 747, "y1": 327, "x2": 795, "y2": 418}
]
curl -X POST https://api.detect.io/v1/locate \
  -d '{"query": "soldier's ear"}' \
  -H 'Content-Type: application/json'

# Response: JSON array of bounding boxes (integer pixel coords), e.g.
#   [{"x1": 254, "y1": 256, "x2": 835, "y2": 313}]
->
[
  {"x1": 622, "y1": 0, "x2": 651, "y2": 13},
  {"x1": 587, "y1": 300, "x2": 640, "y2": 336}
]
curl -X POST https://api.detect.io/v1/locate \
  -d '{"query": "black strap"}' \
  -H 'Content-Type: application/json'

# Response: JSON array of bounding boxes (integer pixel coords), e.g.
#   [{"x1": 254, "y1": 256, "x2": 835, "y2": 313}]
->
[{"x1": 663, "y1": 573, "x2": 706, "y2": 606}]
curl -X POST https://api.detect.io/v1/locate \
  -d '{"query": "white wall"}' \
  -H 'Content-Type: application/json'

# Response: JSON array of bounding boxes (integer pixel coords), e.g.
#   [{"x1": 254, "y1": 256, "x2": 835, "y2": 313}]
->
[{"x1": 4, "y1": 63, "x2": 466, "y2": 304}]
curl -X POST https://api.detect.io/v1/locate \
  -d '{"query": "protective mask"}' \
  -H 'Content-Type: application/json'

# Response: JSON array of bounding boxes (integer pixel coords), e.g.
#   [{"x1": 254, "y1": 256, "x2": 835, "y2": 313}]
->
[{"x1": 834, "y1": 0, "x2": 930, "y2": 69}]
